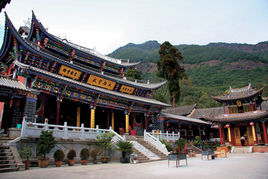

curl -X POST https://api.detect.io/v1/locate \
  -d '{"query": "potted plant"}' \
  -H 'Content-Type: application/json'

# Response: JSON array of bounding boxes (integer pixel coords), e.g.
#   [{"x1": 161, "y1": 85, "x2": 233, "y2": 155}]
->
[
  {"x1": 67, "y1": 149, "x2": 76, "y2": 166},
  {"x1": 53, "y1": 150, "x2": 65, "y2": 167},
  {"x1": 19, "y1": 147, "x2": 32, "y2": 169},
  {"x1": 37, "y1": 131, "x2": 56, "y2": 168},
  {"x1": 175, "y1": 138, "x2": 185, "y2": 154},
  {"x1": 80, "y1": 148, "x2": 90, "y2": 165},
  {"x1": 116, "y1": 140, "x2": 133, "y2": 163},
  {"x1": 96, "y1": 132, "x2": 114, "y2": 163},
  {"x1": 90, "y1": 149, "x2": 100, "y2": 164}
]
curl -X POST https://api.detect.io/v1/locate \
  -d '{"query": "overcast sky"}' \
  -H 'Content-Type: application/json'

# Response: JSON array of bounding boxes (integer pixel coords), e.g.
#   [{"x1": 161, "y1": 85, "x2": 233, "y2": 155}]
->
[{"x1": 0, "y1": 0, "x2": 267, "y2": 54}]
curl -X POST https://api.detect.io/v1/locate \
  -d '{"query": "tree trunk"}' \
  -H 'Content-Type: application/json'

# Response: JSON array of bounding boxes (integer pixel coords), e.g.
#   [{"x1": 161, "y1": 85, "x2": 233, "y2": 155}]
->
[{"x1": 172, "y1": 92, "x2": 175, "y2": 107}]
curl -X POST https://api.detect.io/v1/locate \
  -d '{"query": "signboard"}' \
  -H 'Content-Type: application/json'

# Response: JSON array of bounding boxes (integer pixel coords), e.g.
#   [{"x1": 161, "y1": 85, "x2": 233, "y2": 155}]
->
[
  {"x1": 120, "y1": 85, "x2": 135, "y2": 94},
  {"x1": 87, "y1": 75, "x2": 116, "y2": 90},
  {"x1": 58, "y1": 65, "x2": 82, "y2": 80}
]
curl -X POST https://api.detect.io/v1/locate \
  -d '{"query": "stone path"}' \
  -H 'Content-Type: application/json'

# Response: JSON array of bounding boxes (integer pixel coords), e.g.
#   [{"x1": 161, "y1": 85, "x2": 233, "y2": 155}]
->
[{"x1": 1, "y1": 153, "x2": 268, "y2": 179}]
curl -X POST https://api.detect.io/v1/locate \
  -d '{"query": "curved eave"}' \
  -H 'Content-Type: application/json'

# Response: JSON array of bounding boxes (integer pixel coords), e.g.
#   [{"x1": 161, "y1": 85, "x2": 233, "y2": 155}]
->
[
  {"x1": 211, "y1": 88, "x2": 264, "y2": 103},
  {"x1": 15, "y1": 61, "x2": 170, "y2": 108},
  {"x1": 4, "y1": 14, "x2": 165, "y2": 91},
  {"x1": 0, "y1": 12, "x2": 13, "y2": 63},
  {"x1": 206, "y1": 110, "x2": 268, "y2": 123},
  {"x1": 160, "y1": 113, "x2": 211, "y2": 125},
  {"x1": 29, "y1": 11, "x2": 134, "y2": 68},
  {"x1": 121, "y1": 61, "x2": 140, "y2": 67}
]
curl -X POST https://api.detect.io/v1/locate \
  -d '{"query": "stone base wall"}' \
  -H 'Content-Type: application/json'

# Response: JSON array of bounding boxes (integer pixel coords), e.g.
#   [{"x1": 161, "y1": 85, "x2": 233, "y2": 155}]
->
[{"x1": 18, "y1": 139, "x2": 121, "y2": 163}]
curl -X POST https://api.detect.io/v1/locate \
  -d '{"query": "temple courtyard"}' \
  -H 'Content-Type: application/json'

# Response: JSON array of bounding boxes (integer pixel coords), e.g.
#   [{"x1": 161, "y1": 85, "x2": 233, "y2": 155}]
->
[{"x1": 1, "y1": 153, "x2": 268, "y2": 179}]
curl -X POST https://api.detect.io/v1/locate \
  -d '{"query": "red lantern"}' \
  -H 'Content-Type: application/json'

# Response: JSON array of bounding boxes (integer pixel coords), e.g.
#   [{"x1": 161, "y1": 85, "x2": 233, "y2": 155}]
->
[
  {"x1": 225, "y1": 124, "x2": 230, "y2": 128},
  {"x1": 167, "y1": 123, "x2": 169, "y2": 127},
  {"x1": 250, "y1": 122, "x2": 254, "y2": 126},
  {"x1": 179, "y1": 124, "x2": 181, "y2": 128}
]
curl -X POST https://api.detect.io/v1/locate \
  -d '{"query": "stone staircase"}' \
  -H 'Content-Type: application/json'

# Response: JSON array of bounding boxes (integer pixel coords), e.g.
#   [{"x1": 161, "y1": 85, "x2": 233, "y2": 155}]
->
[
  {"x1": 231, "y1": 146, "x2": 252, "y2": 153},
  {"x1": 0, "y1": 144, "x2": 19, "y2": 173},
  {"x1": 125, "y1": 135, "x2": 167, "y2": 163}
]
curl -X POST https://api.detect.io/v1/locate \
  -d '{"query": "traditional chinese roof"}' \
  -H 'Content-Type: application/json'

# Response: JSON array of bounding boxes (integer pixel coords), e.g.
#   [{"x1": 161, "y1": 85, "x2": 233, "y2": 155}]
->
[
  {"x1": 212, "y1": 84, "x2": 263, "y2": 103},
  {"x1": 162, "y1": 104, "x2": 196, "y2": 116},
  {"x1": 0, "y1": 13, "x2": 166, "y2": 91},
  {"x1": 189, "y1": 107, "x2": 224, "y2": 119},
  {"x1": 0, "y1": 0, "x2": 11, "y2": 12},
  {"x1": 207, "y1": 111, "x2": 268, "y2": 122},
  {"x1": 15, "y1": 60, "x2": 170, "y2": 107},
  {"x1": 28, "y1": 11, "x2": 139, "y2": 68},
  {"x1": 160, "y1": 112, "x2": 211, "y2": 125},
  {"x1": 0, "y1": 76, "x2": 28, "y2": 91}
]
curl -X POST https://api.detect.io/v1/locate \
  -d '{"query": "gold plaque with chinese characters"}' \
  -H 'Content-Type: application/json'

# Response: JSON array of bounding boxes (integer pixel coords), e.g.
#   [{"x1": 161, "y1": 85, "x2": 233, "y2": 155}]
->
[
  {"x1": 58, "y1": 65, "x2": 82, "y2": 80},
  {"x1": 87, "y1": 75, "x2": 116, "y2": 90},
  {"x1": 119, "y1": 85, "x2": 135, "y2": 94}
]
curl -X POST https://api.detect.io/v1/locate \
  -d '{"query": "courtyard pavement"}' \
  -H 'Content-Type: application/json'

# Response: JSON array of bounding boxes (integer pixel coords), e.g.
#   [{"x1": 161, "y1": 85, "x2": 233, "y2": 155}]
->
[{"x1": 1, "y1": 153, "x2": 268, "y2": 179}]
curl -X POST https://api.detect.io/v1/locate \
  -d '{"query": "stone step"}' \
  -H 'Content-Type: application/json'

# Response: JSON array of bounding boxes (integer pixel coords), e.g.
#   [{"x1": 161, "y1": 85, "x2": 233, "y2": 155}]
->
[
  {"x1": 0, "y1": 163, "x2": 17, "y2": 168},
  {"x1": 0, "y1": 167, "x2": 19, "y2": 173}
]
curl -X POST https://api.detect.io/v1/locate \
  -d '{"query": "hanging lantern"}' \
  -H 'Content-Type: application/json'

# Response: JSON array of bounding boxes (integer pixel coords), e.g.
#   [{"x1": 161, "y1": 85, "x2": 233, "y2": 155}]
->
[
  {"x1": 166, "y1": 122, "x2": 169, "y2": 127},
  {"x1": 250, "y1": 122, "x2": 254, "y2": 126},
  {"x1": 189, "y1": 125, "x2": 191, "y2": 129},
  {"x1": 179, "y1": 124, "x2": 181, "y2": 128},
  {"x1": 225, "y1": 124, "x2": 230, "y2": 128}
]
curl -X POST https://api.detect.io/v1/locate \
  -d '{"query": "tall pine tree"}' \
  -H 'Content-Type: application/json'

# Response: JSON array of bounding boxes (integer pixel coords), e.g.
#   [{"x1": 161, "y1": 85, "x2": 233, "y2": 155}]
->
[{"x1": 157, "y1": 41, "x2": 186, "y2": 107}]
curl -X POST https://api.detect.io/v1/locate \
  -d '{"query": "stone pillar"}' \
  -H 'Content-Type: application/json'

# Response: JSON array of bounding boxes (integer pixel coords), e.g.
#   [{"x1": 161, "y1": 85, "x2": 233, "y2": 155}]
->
[
  {"x1": 111, "y1": 110, "x2": 115, "y2": 130},
  {"x1": 125, "y1": 110, "x2": 129, "y2": 133},
  {"x1": 250, "y1": 122, "x2": 257, "y2": 145},
  {"x1": 262, "y1": 121, "x2": 268, "y2": 145},
  {"x1": 90, "y1": 105, "x2": 95, "y2": 128},
  {"x1": 23, "y1": 90, "x2": 39, "y2": 122},
  {"x1": 76, "y1": 105, "x2": 80, "y2": 127}
]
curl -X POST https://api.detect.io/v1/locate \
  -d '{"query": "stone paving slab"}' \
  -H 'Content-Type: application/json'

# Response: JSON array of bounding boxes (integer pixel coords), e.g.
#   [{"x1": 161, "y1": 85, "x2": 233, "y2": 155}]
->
[{"x1": 1, "y1": 153, "x2": 268, "y2": 179}]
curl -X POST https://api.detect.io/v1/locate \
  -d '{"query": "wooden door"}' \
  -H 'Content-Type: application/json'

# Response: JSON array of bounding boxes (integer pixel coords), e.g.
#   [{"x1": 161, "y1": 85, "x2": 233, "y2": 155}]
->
[
  {"x1": 247, "y1": 127, "x2": 254, "y2": 145},
  {"x1": 234, "y1": 127, "x2": 241, "y2": 146}
]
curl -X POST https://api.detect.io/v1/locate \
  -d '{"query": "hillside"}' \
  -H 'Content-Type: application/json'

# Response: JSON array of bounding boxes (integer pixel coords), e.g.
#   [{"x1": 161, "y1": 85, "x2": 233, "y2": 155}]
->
[{"x1": 109, "y1": 41, "x2": 268, "y2": 107}]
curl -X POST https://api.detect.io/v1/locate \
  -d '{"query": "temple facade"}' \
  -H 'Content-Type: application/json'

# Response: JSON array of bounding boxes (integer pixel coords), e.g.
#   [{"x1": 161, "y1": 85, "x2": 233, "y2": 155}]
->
[
  {"x1": 190, "y1": 84, "x2": 268, "y2": 146},
  {"x1": 0, "y1": 12, "x2": 169, "y2": 137}
]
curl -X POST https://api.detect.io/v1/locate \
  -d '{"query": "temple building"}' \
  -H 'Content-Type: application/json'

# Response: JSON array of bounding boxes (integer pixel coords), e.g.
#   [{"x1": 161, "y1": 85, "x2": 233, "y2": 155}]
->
[
  {"x1": 0, "y1": 12, "x2": 169, "y2": 137},
  {"x1": 190, "y1": 84, "x2": 268, "y2": 146}
]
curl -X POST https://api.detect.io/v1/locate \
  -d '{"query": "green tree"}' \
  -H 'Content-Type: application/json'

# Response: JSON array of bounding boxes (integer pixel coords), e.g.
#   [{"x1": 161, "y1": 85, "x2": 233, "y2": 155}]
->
[
  {"x1": 37, "y1": 131, "x2": 56, "y2": 158},
  {"x1": 157, "y1": 41, "x2": 186, "y2": 107},
  {"x1": 125, "y1": 68, "x2": 142, "y2": 80}
]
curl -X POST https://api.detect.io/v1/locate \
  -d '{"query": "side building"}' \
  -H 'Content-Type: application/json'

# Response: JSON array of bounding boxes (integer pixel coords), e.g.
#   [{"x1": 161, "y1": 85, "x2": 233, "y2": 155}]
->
[
  {"x1": 190, "y1": 84, "x2": 268, "y2": 146},
  {"x1": 0, "y1": 12, "x2": 169, "y2": 137}
]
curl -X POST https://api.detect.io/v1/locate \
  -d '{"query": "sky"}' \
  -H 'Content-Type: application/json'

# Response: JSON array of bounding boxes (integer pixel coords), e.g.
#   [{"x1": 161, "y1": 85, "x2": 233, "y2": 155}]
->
[{"x1": 0, "y1": 0, "x2": 267, "y2": 54}]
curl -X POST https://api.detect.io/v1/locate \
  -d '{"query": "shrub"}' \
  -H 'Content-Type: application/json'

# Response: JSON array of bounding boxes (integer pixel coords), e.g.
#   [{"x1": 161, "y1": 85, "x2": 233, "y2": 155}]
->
[
  {"x1": 53, "y1": 150, "x2": 65, "y2": 161},
  {"x1": 80, "y1": 148, "x2": 90, "y2": 160},
  {"x1": 67, "y1": 150, "x2": 76, "y2": 160},
  {"x1": 96, "y1": 132, "x2": 114, "y2": 158},
  {"x1": 19, "y1": 147, "x2": 32, "y2": 161},
  {"x1": 160, "y1": 139, "x2": 173, "y2": 152},
  {"x1": 90, "y1": 149, "x2": 100, "y2": 160},
  {"x1": 175, "y1": 138, "x2": 185, "y2": 153},
  {"x1": 193, "y1": 136, "x2": 201, "y2": 146},
  {"x1": 37, "y1": 131, "x2": 56, "y2": 158}
]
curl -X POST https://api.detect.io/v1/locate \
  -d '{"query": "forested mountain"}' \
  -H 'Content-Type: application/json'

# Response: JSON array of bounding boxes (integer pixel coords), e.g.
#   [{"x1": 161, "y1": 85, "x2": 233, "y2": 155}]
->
[{"x1": 109, "y1": 41, "x2": 268, "y2": 108}]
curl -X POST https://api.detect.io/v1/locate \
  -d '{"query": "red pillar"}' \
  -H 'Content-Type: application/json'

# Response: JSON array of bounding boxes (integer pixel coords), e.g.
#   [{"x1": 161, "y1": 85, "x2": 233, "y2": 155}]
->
[
  {"x1": 223, "y1": 104, "x2": 226, "y2": 114},
  {"x1": 228, "y1": 107, "x2": 231, "y2": 114},
  {"x1": 222, "y1": 128, "x2": 226, "y2": 144},
  {"x1": 56, "y1": 99, "x2": 61, "y2": 125},
  {"x1": 250, "y1": 104, "x2": 254, "y2": 111},
  {"x1": 262, "y1": 121, "x2": 268, "y2": 145},
  {"x1": 219, "y1": 125, "x2": 223, "y2": 145}
]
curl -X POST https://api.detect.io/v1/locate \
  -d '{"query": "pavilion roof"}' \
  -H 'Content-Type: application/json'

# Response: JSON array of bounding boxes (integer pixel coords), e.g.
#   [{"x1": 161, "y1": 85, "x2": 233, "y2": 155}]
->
[
  {"x1": 162, "y1": 104, "x2": 196, "y2": 116},
  {"x1": 211, "y1": 84, "x2": 263, "y2": 102},
  {"x1": 1, "y1": 13, "x2": 166, "y2": 91},
  {"x1": 29, "y1": 11, "x2": 139, "y2": 68},
  {"x1": 160, "y1": 112, "x2": 211, "y2": 125},
  {"x1": 207, "y1": 110, "x2": 268, "y2": 122},
  {"x1": 0, "y1": 76, "x2": 29, "y2": 91},
  {"x1": 15, "y1": 60, "x2": 170, "y2": 107}
]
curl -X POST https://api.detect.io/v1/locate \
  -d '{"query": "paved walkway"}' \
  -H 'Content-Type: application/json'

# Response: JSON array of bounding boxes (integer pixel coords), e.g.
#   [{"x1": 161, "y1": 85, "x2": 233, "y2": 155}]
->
[{"x1": 1, "y1": 153, "x2": 268, "y2": 179}]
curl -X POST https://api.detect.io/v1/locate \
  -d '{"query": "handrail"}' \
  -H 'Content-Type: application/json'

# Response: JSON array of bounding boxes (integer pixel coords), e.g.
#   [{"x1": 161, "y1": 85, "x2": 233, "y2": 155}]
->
[
  {"x1": 144, "y1": 130, "x2": 168, "y2": 155},
  {"x1": 150, "y1": 130, "x2": 180, "y2": 142}
]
